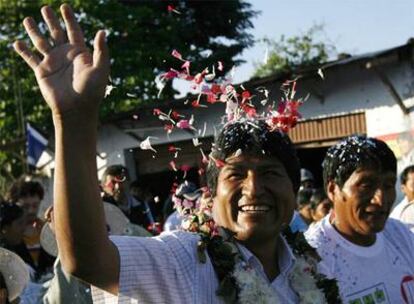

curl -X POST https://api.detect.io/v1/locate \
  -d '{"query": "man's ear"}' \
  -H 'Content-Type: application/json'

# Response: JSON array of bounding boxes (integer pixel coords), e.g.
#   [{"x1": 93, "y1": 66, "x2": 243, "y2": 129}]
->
[{"x1": 326, "y1": 180, "x2": 339, "y2": 203}]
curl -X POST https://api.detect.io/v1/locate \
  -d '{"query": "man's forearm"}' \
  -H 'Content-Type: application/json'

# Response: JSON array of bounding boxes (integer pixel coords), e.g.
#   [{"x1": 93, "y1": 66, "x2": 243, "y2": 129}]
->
[{"x1": 53, "y1": 112, "x2": 112, "y2": 277}]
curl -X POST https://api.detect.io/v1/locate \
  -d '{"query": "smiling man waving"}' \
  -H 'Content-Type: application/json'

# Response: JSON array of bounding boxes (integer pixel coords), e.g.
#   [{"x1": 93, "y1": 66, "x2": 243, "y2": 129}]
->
[{"x1": 14, "y1": 5, "x2": 338, "y2": 303}]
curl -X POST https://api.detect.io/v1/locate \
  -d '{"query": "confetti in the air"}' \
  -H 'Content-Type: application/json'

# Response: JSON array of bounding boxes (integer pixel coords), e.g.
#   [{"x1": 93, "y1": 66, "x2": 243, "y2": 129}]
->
[
  {"x1": 318, "y1": 68, "x2": 325, "y2": 80},
  {"x1": 167, "y1": 4, "x2": 181, "y2": 14},
  {"x1": 140, "y1": 137, "x2": 158, "y2": 153},
  {"x1": 263, "y1": 47, "x2": 269, "y2": 64},
  {"x1": 105, "y1": 85, "x2": 115, "y2": 98}
]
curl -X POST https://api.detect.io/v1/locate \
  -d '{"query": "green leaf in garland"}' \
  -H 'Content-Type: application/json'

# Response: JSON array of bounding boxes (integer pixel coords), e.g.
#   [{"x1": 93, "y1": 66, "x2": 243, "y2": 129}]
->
[
  {"x1": 216, "y1": 275, "x2": 238, "y2": 304},
  {"x1": 197, "y1": 240, "x2": 207, "y2": 264}
]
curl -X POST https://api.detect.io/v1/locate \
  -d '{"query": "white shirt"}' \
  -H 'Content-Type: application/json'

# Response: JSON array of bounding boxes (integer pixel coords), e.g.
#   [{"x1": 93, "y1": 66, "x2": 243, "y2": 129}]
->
[
  {"x1": 305, "y1": 216, "x2": 414, "y2": 303},
  {"x1": 389, "y1": 197, "x2": 414, "y2": 232},
  {"x1": 92, "y1": 231, "x2": 298, "y2": 304}
]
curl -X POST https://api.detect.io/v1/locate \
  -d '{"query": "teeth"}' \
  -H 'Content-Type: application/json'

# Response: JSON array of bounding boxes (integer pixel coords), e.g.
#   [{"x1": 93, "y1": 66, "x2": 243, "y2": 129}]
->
[{"x1": 240, "y1": 205, "x2": 270, "y2": 212}]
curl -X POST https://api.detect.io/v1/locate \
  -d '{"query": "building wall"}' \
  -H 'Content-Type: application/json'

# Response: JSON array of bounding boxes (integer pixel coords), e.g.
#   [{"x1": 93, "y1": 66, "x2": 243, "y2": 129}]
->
[{"x1": 96, "y1": 124, "x2": 139, "y2": 180}]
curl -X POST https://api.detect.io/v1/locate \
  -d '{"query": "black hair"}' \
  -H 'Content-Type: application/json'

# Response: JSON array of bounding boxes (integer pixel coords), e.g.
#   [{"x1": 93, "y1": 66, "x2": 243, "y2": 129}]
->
[
  {"x1": 400, "y1": 165, "x2": 414, "y2": 185},
  {"x1": 7, "y1": 179, "x2": 44, "y2": 203},
  {"x1": 206, "y1": 120, "x2": 300, "y2": 195},
  {"x1": 322, "y1": 135, "x2": 397, "y2": 189},
  {"x1": 101, "y1": 165, "x2": 130, "y2": 184},
  {"x1": 0, "y1": 202, "x2": 24, "y2": 230},
  {"x1": 310, "y1": 188, "x2": 328, "y2": 210},
  {"x1": 296, "y1": 188, "x2": 313, "y2": 208}
]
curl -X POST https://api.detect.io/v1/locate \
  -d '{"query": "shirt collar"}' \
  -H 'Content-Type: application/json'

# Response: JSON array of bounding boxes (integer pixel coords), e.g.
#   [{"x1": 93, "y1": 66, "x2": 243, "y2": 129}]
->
[{"x1": 236, "y1": 234, "x2": 296, "y2": 279}]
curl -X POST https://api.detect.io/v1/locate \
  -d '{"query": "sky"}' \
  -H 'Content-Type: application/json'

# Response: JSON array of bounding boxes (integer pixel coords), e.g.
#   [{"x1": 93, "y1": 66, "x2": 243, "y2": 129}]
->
[{"x1": 233, "y1": 0, "x2": 414, "y2": 83}]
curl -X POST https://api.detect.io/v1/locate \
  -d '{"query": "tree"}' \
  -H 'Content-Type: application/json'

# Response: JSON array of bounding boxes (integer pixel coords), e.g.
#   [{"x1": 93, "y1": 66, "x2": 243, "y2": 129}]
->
[
  {"x1": 253, "y1": 24, "x2": 336, "y2": 78},
  {"x1": 0, "y1": 0, "x2": 258, "y2": 189}
]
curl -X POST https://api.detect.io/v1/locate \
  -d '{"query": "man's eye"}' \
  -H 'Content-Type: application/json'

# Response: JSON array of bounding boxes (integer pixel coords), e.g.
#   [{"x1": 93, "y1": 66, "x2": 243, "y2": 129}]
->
[
  {"x1": 360, "y1": 183, "x2": 374, "y2": 189},
  {"x1": 227, "y1": 172, "x2": 243, "y2": 179}
]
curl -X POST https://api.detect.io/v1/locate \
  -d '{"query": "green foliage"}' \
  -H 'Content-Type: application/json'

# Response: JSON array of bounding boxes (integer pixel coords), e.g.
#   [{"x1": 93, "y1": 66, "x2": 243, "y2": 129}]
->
[
  {"x1": 253, "y1": 24, "x2": 336, "y2": 78},
  {"x1": 0, "y1": 0, "x2": 257, "y2": 190}
]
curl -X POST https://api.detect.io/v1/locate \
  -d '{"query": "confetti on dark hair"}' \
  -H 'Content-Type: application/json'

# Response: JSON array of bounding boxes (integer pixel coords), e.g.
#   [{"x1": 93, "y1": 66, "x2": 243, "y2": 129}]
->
[{"x1": 322, "y1": 135, "x2": 397, "y2": 189}]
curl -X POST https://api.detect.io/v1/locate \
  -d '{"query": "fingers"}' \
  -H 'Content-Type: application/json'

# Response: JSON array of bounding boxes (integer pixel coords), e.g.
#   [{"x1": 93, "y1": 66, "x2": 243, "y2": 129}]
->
[
  {"x1": 23, "y1": 17, "x2": 52, "y2": 55},
  {"x1": 41, "y1": 6, "x2": 66, "y2": 46},
  {"x1": 60, "y1": 3, "x2": 86, "y2": 47},
  {"x1": 13, "y1": 40, "x2": 41, "y2": 70},
  {"x1": 93, "y1": 30, "x2": 109, "y2": 71}
]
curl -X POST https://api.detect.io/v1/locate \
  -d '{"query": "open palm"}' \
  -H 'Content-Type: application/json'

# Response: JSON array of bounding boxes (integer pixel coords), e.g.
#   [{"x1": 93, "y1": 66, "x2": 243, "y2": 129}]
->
[{"x1": 14, "y1": 4, "x2": 109, "y2": 116}]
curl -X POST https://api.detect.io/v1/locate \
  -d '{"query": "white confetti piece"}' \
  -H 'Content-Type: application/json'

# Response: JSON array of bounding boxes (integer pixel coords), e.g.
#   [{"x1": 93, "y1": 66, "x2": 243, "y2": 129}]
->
[
  {"x1": 318, "y1": 68, "x2": 325, "y2": 80},
  {"x1": 105, "y1": 85, "x2": 115, "y2": 98},
  {"x1": 140, "y1": 137, "x2": 158, "y2": 153}
]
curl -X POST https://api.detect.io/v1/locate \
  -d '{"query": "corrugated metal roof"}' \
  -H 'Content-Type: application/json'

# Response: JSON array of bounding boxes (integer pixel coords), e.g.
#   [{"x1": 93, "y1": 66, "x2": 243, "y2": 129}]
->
[{"x1": 289, "y1": 112, "x2": 366, "y2": 147}]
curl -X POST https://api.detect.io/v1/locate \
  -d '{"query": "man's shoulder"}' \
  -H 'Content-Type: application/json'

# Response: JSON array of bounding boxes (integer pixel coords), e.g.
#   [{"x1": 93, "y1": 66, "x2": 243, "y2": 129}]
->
[
  {"x1": 383, "y1": 218, "x2": 413, "y2": 241},
  {"x1": 304, "y1": 217, "x2": 329, "y2": 248},
  {"x1": 110, "y1": 230, "x2": 200, "y2": 255}
]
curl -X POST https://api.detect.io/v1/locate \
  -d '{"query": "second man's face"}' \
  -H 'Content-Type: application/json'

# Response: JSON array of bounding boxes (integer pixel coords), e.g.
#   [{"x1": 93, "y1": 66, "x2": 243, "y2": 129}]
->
[{"x1": 332, "y1": 167, "x2": 396, "y2": 237}]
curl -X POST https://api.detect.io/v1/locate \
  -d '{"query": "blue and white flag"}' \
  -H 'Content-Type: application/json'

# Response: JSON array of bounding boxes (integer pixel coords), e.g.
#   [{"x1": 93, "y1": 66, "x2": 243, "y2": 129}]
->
[{"x1": 26, "y1": 123, "x2": 48, "y2": 167}]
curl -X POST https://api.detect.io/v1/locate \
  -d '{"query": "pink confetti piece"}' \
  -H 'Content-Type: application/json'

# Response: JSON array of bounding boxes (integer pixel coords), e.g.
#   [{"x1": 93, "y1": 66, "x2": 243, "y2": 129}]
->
[
  {"x1": 217, "y1": 61, "x2": 224, "y2": 71},
  {"x1": 164, "y1": 124, "x2": 174, "y2": 134},
  {"x1": 191, "y1": 99, "x2": 207, "y2": 108},
  {"x1": 181, "y1": 164, "x2": 191, "y2": 172},
  {"x1": 176, "y1": 119, "x2": 192, "y2": 130},
  {"x1": 200, "y1": 148, "x2": 209, "y2": 164},
  {"x1": 160, "y1": 69, "x2": 179, "y2": 80},
  {"x1": 169, "y1": 160, "x2": 178, "y2": 171},
  {"x1": 194, "y1": 69, "x2": 208, "y2": 84},
  {"x1": 168, "y1": 145, "x2": 181, "y2": 152},
  {"x1": 181, "y1": 60, "x2": 191, "y2": 74},
  {"x1": 172, "y1": 49, "x2": 183, "y2": 61},
  {"x1": 167, "y1": 5, "x2": 181, "y2": 15},
  {"x1": 214, "y1": 158, "x2": 225, "y2": 168},
  {"x1": 170, "y1": 110, "x2": 183, "y2": 120},
  {"x1": 132, "y1": 114, "x2": 139, "y2": 120}
]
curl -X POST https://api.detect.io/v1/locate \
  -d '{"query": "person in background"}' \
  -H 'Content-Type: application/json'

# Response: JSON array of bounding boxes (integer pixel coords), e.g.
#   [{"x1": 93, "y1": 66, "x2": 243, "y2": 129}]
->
[
  {"x1": 100, "y1": 165, "x2": 157, "y2": 234},
  {"x1": 394, "y1": 132, "x2": 414, "y2": 205},
  {"x1": 6, "y1": 179, "x2": 54, "y2": 277},
  {"x1": 310, "y1": 188, "x2": 332, "y2": 223},
  {"x1": 300, "y1": 168, "x2": 315, "y2": 190},
  {"x1": 0, "y1": 203, "x2": 45, "y2": 303},
  {"x1": 307, "y1": 188, "x2": 332, "y2": 232},
  {"x1": 289, "y1": 188, "x2": 313, "y2": 232},
  {"x1": 0, "y1": 203, "x2": 28, "y2": 263},
  {"x1": 389, "y1": 165, "x2": 414, "y2": 231}
]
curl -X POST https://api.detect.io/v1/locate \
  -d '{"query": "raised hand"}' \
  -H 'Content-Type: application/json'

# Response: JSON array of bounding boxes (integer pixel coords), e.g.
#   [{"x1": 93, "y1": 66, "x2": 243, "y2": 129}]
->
[{"x1": 13, "y1": 4, "x2": 109, "y2": 118}]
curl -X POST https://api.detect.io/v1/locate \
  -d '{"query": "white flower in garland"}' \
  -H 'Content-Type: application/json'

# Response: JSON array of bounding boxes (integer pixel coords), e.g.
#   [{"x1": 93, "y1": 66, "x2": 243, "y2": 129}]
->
[
  {"x1": 289, "y1": 258, "x2": 327, "y2": 304},
  {"x1": 233, "y1": 257, "x2": 327, "y2": 304},
  {"x1": 233, "y1": 262, "x2": 279, "y2": 304}
]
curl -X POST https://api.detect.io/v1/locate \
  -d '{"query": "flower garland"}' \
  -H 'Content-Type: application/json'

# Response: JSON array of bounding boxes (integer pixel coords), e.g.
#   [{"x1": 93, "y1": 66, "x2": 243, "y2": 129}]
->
[{"x1": 173, "y1": 194, "x2": 341, "y2": 304}]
